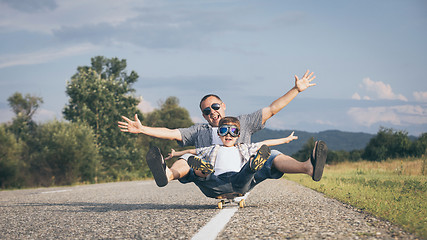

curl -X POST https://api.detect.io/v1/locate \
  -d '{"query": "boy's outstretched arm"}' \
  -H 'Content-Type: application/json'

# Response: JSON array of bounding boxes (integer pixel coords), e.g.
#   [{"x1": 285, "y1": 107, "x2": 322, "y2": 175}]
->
[
  {"x1": 118, "y1": 114, "x2": 182, "y2": 141},
  {"x1": 261, "y1": 70, "x2": 316, "y2": 125},
  {"x1": 260, "y1": 131, "x2": 298, "y2": 147},
  {"x1": 165, "y1": 148, "x2": 197, "y2": 160}
]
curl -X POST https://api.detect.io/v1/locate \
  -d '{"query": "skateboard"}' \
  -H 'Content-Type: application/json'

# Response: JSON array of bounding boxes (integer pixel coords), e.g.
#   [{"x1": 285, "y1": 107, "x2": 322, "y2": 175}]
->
[{"x1": 215, "y1": 192, "x2": 250, "y2": 209}]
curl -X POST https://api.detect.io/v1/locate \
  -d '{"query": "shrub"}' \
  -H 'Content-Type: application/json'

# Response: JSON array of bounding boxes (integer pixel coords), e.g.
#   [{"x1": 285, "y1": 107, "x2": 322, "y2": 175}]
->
[{"x1": 29, "y1": 121, "x2": 100, "y2": 186}]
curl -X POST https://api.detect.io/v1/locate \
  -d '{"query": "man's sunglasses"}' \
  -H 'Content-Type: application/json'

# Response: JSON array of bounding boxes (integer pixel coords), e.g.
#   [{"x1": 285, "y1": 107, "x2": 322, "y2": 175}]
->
[
  {"x1": 202, "y1": 103, "x2": 221, "y2": 116},
  {"x1": 217, "y1": 125, "x2": 240, "y2": 137}
]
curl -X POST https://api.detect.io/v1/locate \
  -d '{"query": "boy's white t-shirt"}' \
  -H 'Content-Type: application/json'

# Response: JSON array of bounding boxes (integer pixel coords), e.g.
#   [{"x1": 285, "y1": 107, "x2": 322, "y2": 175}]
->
[{"x1": 214, "y1": 146, "x2": 243, "y2": 176}]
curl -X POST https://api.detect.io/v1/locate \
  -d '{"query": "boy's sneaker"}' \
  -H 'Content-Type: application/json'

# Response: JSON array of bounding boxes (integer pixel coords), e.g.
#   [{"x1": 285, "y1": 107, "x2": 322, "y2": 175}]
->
[
  {"x1": 311, "y1": 140, "x2": 328, "y2": 181},
  {"x1": 250, "y1": 144, "x2": 271, "y2": 172},
  {"x1": 146, "y1": 146, "x2": 168, "y2": 187},
  {"x1": 187, "y1": 156, "x2": 214, "y2": 174}
]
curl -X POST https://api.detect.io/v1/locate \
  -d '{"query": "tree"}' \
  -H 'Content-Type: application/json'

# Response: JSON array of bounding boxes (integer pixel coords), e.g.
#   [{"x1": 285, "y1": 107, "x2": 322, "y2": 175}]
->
[
  {"x1": 63, "y1": 56, "x2": 140, "y2": 144},
  {"x1": 7, "y1": 92, "x2": 43, "y2": 140},
  {"x1": 362, "y1": 127, "x2": 412, "y2": 161},
  {"x1": 63, "y1": 56, "x2": 144, "y2": 179},
  {"x1": 3, "y1": 92, "x2": 43, "y2": 188},
  {"x1": 8, "y1": 92, "x2": 43, "y2": 121},
  {"x1": 291, "y1": 137, "x2": 316, "y2": 162},
  {"x1": 144, "y1": 97, "x2": 194, "y2": 165},
  {"x1": 410, "y1": 133, "x2": 427, "y2": 157}
]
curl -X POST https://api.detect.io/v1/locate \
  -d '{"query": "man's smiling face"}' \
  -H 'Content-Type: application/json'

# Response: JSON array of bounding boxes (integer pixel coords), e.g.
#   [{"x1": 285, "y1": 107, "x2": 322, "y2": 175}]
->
[{"x1": 200, "y1": 96, "x2": 226, "y2": 127}]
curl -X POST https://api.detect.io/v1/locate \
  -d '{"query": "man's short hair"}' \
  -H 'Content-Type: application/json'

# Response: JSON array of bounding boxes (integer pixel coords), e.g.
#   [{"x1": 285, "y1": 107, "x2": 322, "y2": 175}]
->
[
  {"x1": 219, "y1": 116, "x2": 240, "y2": 129},
  {"x1": 199, "y1": 94, "x2": 222, "y2": 109}
]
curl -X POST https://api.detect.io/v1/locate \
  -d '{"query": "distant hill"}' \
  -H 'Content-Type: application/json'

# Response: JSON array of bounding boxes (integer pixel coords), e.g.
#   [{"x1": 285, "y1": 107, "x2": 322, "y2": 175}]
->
[{"x1": 251, "y1": 129, "x2": 374, "y2": 155}]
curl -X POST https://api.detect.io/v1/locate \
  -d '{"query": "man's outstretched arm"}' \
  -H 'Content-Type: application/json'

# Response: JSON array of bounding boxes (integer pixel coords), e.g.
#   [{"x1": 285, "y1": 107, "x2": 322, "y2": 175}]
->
[
  {"x1": 261, "y1": 70, "x2": 316, "y2": 125},
  {"x1": 118, "y1": 114, "x2": 183, "y2": 141}
]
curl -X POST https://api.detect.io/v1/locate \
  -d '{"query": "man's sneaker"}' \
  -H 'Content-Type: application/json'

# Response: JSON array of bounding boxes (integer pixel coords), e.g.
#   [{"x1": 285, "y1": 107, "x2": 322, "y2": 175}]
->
[
  {"x1": 187, "y1": 156, "x2": 214, "y2": 174},
  {"x1": 311, "y1": 140, "x2": 328, "y2": 181},
  {"x1": 146, "y1": 146, "x2": 168, "y2": 187},
  {"x1": 250, "y1": 145, "x2": 271, "y2": 172}
]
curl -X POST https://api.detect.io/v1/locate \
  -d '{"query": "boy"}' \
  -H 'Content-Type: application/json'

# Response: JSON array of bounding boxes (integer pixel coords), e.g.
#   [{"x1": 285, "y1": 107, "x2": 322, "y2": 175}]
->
[{"x1": 164, "y1": 116, "x2": 299, "y2": 198}]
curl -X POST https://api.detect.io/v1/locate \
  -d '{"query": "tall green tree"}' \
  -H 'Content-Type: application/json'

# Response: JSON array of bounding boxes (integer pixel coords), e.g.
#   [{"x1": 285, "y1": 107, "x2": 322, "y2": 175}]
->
[
  {"x1": 63, "y1": 56, "x2": 144, "y2": 179},
  {"x1": 144, "y1": 97, "x2": 194, "y2": 164},
  {"x1": 3, "y1": 92, "x2": 43, "y2": 188}
]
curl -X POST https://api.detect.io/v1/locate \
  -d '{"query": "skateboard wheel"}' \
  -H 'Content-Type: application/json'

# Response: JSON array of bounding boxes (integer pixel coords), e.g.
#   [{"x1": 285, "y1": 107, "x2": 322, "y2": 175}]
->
[
  {"x1": 218, "y1": 201, "x2": 223, "y2": 209},
  {"x1": 239, "y1": 199, "x2": 245, "y2": 208}
]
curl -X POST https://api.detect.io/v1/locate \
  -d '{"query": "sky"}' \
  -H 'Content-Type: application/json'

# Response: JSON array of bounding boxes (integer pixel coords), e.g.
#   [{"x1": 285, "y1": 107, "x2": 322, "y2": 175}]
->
[{"x1": 0, "y1": 0, "x2": 426, "y2": 136}]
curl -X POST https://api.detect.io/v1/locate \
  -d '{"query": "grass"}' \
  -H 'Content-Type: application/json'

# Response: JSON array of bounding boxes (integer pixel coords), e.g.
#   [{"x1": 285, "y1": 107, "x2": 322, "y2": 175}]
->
[{"x1": 285, "y1": 157, "x2": 427, "y2": 239}]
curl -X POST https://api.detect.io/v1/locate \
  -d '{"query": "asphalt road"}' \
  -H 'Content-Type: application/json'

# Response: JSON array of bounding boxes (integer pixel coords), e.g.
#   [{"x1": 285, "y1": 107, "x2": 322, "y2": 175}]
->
[{"x1": 0, "y1": 179, "x2": 416, "y2": 239}]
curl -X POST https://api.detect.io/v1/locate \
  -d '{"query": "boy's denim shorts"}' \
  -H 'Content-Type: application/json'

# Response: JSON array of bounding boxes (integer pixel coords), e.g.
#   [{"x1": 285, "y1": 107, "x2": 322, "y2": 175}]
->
[{"x1": 179, "y1": 150, "x2": 283, "y2": 198}]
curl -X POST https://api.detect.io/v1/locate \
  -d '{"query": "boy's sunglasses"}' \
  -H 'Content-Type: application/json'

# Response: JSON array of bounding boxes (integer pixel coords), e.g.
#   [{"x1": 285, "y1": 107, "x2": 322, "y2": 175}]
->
[
  {"x1": 218, "y1": 125, "x2": 240, "y2": 137},
  {"x1": 202, "y1": 103, "x2": 221, "y2": 116}
]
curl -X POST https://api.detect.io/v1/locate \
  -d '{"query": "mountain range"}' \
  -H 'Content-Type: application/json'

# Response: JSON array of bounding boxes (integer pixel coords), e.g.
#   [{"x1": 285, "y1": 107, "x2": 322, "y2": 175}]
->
[{"x1": 251, "y1": 129, "x2": 375, "y2": 155}]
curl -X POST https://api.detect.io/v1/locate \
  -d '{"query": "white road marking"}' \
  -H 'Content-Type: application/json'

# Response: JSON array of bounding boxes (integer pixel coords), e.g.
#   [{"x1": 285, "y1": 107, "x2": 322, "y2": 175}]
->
[
  {"x1": 40, "y1": 190, "x2": 71, "y2": 194},
  {"x1": 191, "y1": 207, "x2": 238, "y2": 240}
]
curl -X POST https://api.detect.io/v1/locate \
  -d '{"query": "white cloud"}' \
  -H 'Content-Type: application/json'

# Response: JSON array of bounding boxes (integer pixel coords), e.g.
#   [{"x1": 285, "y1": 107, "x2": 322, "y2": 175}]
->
[
  {"x1": 264, "y1": 117, "x2": 286, "y2": 130},
  {"x1": 355, "y1": 78, "x2": 408, "y2": 101},
  {"x1": 137, "y1": 96, "x2": 155, "y2": 113},
  {"x1": 33, "y1": 108, "x2": 57, "y2": 122},
  {"x1": 0, "y1": 0, "x2": 141, "y2": 33},
  {"x1": 0, "y1": 43, "x2": 99, "y2": 68},
  {"x1": 413, "y1": 91, "x2": 427, "y2": 102},
  {"x1": 347, "y1": 105, "x2": 427, "y2": 127},
  {"x1": 351, "y1": 92, "x2": 361, "y2": 100}
]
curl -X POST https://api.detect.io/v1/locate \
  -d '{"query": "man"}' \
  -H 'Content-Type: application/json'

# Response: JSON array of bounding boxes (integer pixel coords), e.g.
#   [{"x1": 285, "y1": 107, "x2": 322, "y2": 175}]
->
[{"x1": 118, "y1": 70, "x2": 327, "y2": 187}]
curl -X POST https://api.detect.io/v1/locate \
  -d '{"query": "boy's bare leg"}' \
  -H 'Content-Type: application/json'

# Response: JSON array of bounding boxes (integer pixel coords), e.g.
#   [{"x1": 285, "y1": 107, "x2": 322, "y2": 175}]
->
[
  {"x1": 272, "y1": 154, "x2": 313, "y2": 176},
  {"x1": 166, "y1": 159, "x2": 190, "y2": 181}
]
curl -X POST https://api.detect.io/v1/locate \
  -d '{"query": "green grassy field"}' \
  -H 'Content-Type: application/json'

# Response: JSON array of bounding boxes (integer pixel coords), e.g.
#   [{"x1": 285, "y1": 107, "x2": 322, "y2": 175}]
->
[{"x1": 285, "y1": 158, "x2": 427, "y2": 239}]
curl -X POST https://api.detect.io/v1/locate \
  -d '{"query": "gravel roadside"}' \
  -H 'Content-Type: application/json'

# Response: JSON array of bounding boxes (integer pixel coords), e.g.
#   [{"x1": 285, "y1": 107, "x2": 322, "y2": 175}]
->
[{"x1": 220, "y1": 179, "x2": 418, "y2": 239}]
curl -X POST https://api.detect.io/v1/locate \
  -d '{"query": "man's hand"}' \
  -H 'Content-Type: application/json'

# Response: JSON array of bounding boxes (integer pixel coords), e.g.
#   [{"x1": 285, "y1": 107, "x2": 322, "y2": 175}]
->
[
  {"x1": 295, "y1": 70, "x2": 316, "y2": 92},
  {"x1": 118, "y1": 114, "x2": 143, "y2": 134}
]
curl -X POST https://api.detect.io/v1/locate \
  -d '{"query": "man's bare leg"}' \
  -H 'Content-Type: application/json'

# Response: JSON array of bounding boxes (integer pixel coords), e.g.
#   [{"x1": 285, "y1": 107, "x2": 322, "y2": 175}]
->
[
  {"x1": 166, "y1": 159, "x2": 190, "y2": 182},
  {"x1": 272, "y1": 154, "x2": 313, "y2": 176}
]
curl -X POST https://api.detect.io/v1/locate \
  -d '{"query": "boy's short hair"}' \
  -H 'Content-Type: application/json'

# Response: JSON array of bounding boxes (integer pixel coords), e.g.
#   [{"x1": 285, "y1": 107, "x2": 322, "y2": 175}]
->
[{"x1": 219, "y1": 116, "x2": 240, "y2": 129}]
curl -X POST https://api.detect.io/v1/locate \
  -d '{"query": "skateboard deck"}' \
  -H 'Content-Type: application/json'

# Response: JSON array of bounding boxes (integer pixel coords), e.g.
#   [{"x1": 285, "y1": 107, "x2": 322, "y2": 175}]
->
[{"x1": 215, "y1": 192, "x2": 250, "y2": 209}]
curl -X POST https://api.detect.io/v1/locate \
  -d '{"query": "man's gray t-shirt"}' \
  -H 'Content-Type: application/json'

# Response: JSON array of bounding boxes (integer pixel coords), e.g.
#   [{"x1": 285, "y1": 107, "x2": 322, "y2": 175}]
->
[{"x1": 178, "y1": 109, "x2": 264, "y2": 148}]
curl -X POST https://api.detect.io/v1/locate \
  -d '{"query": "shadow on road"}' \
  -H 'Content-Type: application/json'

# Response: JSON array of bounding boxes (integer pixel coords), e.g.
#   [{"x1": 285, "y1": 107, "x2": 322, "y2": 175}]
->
[{"x1": 16, "y1": 202, "x2": 215, "y2": 212}]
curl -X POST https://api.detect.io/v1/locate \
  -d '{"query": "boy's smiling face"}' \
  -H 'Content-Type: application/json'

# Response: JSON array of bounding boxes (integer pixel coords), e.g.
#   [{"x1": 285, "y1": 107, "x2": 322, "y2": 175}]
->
[
  {"x1": 219, "y1": 134, "x2": 238, "y2": 147},
  {"x1": 217, "y1": 118, "x2": 240, "y2": 147}
]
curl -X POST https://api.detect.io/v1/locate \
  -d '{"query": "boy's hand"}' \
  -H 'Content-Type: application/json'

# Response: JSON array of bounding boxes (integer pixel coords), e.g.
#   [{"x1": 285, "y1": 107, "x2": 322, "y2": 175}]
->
[
  {"x1": 295, "y1": 70, "x2": 316, "y2": 92},
  {"x1": 165, "y1": 149, "x2": 176, "y2": 160},
  {"x1": 286, "y1": 131, "x2": 298, "y2": 142},
  {"x1": 118, "y1": 114, "x2": 143, "y2": 133}
]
